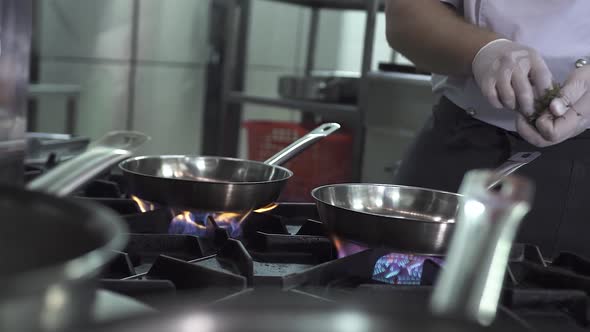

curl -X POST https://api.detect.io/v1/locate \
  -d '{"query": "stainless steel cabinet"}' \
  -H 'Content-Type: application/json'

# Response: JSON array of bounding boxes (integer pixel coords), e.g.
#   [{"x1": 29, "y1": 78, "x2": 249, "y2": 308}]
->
[{"x1": 362, "y1": 71, "x2": 435, "y2": 183}]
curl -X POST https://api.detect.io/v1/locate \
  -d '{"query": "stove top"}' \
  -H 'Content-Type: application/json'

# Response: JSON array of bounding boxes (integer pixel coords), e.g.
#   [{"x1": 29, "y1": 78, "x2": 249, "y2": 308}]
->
[{"x1": 25, "y1": 161, "x2": 590, "y2": 331}]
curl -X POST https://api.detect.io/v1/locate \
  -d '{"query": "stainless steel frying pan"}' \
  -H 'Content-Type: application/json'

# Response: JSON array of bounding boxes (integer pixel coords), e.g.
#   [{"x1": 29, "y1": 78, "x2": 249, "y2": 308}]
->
[
  {"x1": 119, "y1": 123, "x2": 341, "y2": 212},
  {"x1": 312, "y1": 152, "x2": 540, "y2": 255}
]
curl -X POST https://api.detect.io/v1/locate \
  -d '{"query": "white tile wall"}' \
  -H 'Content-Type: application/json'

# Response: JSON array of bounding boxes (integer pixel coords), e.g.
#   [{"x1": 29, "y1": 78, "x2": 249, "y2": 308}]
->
[
  {"x1": 37, "y1": 60, "x2": 130, "y2": 140},
  {"x1": 36, "y1": 1, "x2": 396, "y2": 159},
  {"x1": 239, "y1": 67, "x2": 302, "y2": 158},
  {"x1": 137, "y1": 0, "x2": 209, "y2": 64},
  {"x1": 244, "y1": 67, "x2": 296, "y2": 110},
  {"x1": 132, "y1": 65, "x2": 204, "y2": 155},
  {"x1": 373, "y1": 13, "x2": 394, "y2": 68},
  {"x1": 320, "y1": 11, "x2": 391, "y2": 73},
  {"x1": 248, "y1": 1, "x2": 305, "y2": 69},
  {"x1": 294, "y1": 9, "x2": 392, "y2": 73},
  {"x1": 40, "y1": 0, "x2": 133, "y2": 60},
  {"x1": 307, "y1": 9, "x2": 345, "y2": 72}
]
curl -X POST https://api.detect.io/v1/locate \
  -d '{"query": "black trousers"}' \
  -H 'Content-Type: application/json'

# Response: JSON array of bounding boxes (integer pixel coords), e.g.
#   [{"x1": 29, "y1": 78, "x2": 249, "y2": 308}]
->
[{"x1": 393, "y1": 97, "x2": 590, "y2": 259}]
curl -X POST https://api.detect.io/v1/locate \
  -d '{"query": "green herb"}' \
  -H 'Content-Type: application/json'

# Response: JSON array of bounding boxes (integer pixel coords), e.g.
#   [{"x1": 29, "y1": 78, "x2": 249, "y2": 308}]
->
[{"x1": 527, "y1": 83, "x2": 562, "y2": 124}]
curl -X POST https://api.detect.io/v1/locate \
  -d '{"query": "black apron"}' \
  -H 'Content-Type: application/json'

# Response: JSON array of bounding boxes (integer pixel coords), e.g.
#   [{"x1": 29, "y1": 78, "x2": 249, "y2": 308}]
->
[{"x1": 393, "y1": 96, "x2": 590, "y2": 259}]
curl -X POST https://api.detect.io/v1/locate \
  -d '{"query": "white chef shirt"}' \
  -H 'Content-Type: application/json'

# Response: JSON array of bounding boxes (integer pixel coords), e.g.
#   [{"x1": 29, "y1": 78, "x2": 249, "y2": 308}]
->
[{"x1": 433, "y1": 0, "x2": 590, "y2": 131}]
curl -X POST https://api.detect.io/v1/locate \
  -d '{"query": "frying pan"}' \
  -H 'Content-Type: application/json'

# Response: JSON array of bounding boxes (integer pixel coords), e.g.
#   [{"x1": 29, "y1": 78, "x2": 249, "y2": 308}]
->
[
  {"x1": 312, "y1": 152, "x2": 541, "y2": 255},
  {"x1": 119, "y1": 123, "x2": 341, "y2": 212},
  {"x1": 2, "y1": 131, "x2": 148, "y2": 331}
]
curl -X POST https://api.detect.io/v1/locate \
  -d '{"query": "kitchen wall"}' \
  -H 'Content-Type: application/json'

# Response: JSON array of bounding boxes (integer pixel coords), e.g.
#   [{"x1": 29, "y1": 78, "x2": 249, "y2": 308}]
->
[{"x1": 34, "y1": 0, "x2": 395, "y2": 156}]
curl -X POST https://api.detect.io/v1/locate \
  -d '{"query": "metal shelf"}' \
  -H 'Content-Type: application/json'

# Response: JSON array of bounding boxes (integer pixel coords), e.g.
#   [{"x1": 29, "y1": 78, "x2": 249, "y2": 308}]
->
[
  {"x1": 202, "y1": 0, "x2": 381, "y2": 181},
  {"x1": 26, "y1": 84, "x2": 80, "y2": 135},
  {"x1": 366, "y1": 71, "x2": 432, "y2": 87},
  {"x1": 27, "y1": 84, "x2": 80, "y2": 97},
  {"x1": 229, "y1": 92, "x2": 359, "y2": 121},
  {"x1": 261, "y1": 0, "x2": 384, "y2": 10}
]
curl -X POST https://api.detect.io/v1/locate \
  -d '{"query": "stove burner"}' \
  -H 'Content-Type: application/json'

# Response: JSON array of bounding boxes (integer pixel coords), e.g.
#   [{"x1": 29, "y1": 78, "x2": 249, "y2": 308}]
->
[
  {"x1": 373, "y1": 254, "x2": 444, "y2": 285},
  {"x1": 131, "y1": 195, "x2": 279, "y2": 238},
  {"x1": 23, "y1": 163, "x2": 590, "y2": 330},
  {"x1": 332, "y1": 237, "x2": 445, "y2": 285}
]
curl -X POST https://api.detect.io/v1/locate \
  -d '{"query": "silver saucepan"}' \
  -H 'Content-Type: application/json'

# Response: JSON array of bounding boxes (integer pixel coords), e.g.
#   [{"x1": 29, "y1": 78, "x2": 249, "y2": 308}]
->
[
  {"x1": 2, "y1": 131, "x2": 149, "y2": 331},
  {"x1": 119, "y1": 123, "x2": 341, "y2": 212},
  {"x1": 312, "y1": 152, "x2": 540, "y2": 255}
]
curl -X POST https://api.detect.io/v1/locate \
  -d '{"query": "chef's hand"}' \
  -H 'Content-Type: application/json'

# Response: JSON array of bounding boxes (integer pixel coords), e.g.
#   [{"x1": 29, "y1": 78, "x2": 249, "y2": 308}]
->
[
  {"x1": 472, "y1": 39, "x2": 553, "y2": 117},
  {"x1": 523, "y1": 65, "x2": 590, "y2": 145}
]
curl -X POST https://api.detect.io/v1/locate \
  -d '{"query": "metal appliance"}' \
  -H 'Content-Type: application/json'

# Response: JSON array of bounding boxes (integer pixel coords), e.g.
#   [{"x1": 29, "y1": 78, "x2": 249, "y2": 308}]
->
[
  {"x1": 278, "y1": 74, "x2": 359, "y2": 104},
  {"x1": 12, "y1": 156, "x2": 590, "y2": 331},
  {"x1": 362, "y1": 70, "x2": 434, "y2": 183}
]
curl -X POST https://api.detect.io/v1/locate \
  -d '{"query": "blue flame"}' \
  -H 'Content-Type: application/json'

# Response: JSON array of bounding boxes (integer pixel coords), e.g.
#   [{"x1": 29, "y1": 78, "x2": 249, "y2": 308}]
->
[{"x1": 372, "y1": 253, "x2": 444, "y2": 285}]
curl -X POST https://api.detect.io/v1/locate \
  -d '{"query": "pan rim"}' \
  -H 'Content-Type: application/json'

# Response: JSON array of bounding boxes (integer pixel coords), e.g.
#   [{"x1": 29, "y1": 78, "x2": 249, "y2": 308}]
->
[
  {"x1": 311, "y1": 183, "x2": 462, "y2": 224},
  {"x1": 0, "y1": 187, "x2": 128, "y2": 293},
  {"x1": 119, "y1": 155, "x2": 294, "y2": 185}
]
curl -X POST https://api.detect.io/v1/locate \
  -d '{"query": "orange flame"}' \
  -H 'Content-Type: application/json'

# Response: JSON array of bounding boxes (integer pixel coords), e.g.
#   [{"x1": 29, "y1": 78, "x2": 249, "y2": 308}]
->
[
  {"x1": 132, "y1": 195, "x2": 280, "y2": 237},
  {"x1": 332, "y1": 237, "x2": 344, "y2": 255},
  {"x1": 172, "y1": 211, "x2": 207, "y2": 230},
  {"x1": 254, "y1": 203, "x2": 279, "y2": 213},
  {"x1": 208, "y1": 203, "x2": 279, "y2": 228},
  {"x1": 131, "y1": 195, "x2": 155, "y2": 213},
  {"x1": 332, "y1": 236, "x2": 368, "y2": 259},
  {"x1": 215, "y1": 212, "x2": 242, "y2": 223}
]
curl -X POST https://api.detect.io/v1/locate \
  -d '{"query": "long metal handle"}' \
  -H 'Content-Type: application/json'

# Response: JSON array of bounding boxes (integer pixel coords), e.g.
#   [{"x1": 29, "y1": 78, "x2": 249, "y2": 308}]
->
[
  {"x1": 264, "y1": 123, "x2": 341, "y2": 166},
  {"x1": 27, "y1": 131, "x2": 150, "y2": 196},
  {"x1": 487, "y1": 152, "x2": 541, "y2": 190},
  {"x1": 431, "y1": 169, "x2": 534, "y2": 326}
]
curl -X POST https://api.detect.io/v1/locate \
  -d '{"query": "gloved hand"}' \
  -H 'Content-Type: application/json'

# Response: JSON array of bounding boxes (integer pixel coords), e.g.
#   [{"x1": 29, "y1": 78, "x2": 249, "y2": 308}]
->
[
  {"x1": 472, "y1": 39, "x2": 554, "y2": 117},
  {"x1": 521, "y1": 65, "x2": 590, "y2": 145}
]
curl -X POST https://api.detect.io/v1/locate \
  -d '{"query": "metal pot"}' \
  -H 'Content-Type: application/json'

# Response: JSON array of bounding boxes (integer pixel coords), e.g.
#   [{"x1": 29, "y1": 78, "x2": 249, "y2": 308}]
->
[{"x1": 1, "y1": 131, "x2": 148, "y2": 331}]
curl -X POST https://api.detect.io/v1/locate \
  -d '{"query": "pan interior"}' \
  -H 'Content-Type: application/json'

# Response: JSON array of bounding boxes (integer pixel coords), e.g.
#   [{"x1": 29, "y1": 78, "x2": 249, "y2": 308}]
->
[
  {"x1": 122, "y1": 156, "x2": 293, "y2": 183},
  {"x1": 0, "y1": 188, "x2": 119, "y2": 278},
  {"x1": 313, "y1": 184, "x2": 460, "y2": 223}
]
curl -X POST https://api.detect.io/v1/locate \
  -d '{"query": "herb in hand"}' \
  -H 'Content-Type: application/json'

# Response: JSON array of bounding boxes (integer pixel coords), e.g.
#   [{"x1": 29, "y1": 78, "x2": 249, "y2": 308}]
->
[{"x1": 528, "y1": 84, "x2": 562, "y2": 124}]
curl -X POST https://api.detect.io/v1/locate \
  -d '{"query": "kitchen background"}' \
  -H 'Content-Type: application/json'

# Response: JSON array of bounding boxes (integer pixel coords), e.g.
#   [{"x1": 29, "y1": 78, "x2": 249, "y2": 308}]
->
[{"x1": 31, "y1": 0, "x2": 433, "y2": 185}]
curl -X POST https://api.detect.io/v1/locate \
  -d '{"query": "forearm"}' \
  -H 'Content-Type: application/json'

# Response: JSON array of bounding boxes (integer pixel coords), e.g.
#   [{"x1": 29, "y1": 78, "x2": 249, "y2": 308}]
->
[{"x1": 385, "y1": 0, "x2": 500, "y2": 76}]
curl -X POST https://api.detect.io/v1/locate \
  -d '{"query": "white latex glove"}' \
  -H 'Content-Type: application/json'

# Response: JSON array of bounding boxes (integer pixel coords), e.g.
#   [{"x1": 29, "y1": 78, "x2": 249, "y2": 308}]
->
[
  {"x1": 472, "y1": 39, "x2": 553, "y2": 116},
  {"x1": 519, "y1": 65, "x2": 590, "y2": 146}
]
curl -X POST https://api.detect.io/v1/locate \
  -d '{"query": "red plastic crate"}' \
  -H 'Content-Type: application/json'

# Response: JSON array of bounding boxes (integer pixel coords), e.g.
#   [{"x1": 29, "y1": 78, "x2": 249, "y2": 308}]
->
[{"x1": 243, "y1": 121, "x2": 353, "y2": 202}]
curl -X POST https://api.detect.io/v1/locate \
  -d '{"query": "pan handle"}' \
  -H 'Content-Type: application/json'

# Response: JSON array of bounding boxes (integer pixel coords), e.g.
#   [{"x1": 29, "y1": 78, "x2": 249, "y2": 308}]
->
[
  {"x1": 27, "y1": 131, "x2": 150, "y2": 197},
  {"x1": 431, "y1": 169, "x2": 534, "y2": 325},
  {"x1": 486, "y1": 152, "x2": 541, "y2": 190},
  {"x1": 264, "y1": 123, "x2": 341, "y2": 166}
]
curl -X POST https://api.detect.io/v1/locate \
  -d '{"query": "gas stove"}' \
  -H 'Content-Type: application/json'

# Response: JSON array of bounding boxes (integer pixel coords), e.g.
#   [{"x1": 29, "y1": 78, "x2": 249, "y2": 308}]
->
[{"x1": 24, "y1": 161, "x2": 590, "y2": 331}]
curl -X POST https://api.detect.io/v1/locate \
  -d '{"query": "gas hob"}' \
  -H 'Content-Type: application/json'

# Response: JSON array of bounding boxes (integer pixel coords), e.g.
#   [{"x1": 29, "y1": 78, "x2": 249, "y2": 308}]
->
[{"x1": 24, "y1": 161, "x2": 590, "y2": 331}]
